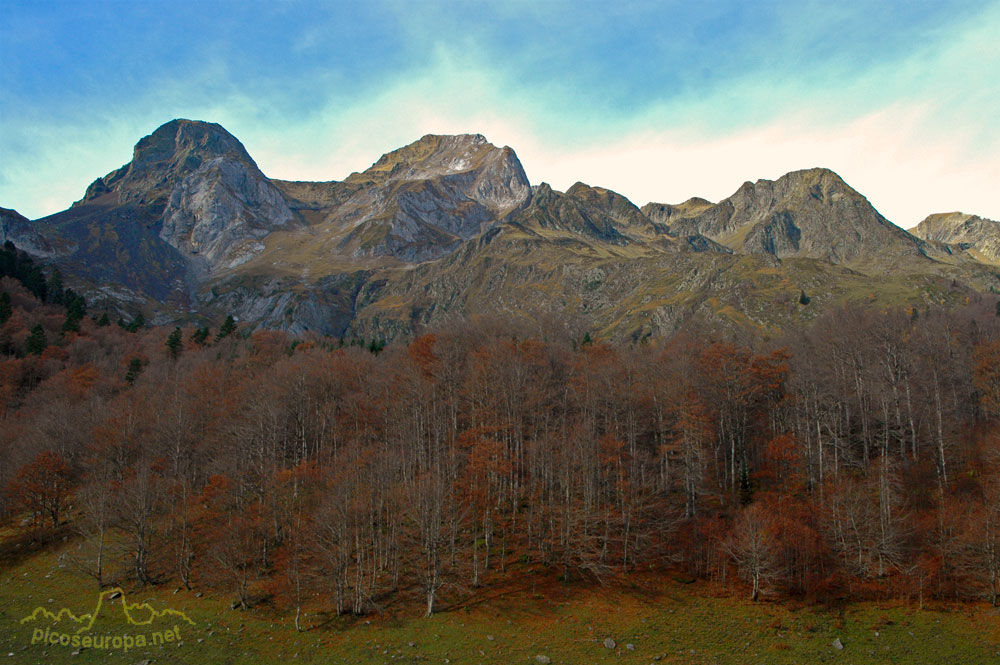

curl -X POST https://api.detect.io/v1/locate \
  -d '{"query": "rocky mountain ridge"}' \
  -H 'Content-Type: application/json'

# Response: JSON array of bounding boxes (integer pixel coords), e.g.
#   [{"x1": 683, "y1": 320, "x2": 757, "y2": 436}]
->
[
  {"x1": 911, "y1": 212, "x2": 1000, "y2": 265},
  {"x1": 2, "y1": 119, "x2": 997, "y2": 340},
  {"x1": 643, "y1": 168, "x2": 931, "y2": 264}
]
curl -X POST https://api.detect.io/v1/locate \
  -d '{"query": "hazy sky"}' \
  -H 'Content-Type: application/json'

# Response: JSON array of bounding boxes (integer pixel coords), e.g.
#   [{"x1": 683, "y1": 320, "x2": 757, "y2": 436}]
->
[{"x1": 1, "y1": 0, "x2": 998, "y2": 228}]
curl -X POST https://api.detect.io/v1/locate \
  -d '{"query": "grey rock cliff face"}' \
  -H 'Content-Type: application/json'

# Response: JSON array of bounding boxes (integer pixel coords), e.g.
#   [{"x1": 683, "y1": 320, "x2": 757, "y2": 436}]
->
[
  {"x1": 646, "y1": 168, "x2": 928, "y2": 265},
  {"x1": 329, "y1": 134, "x2": 531, "y2": 261},
  {"x1": 160, "y1": 156, "x2": 294, "y2": 267},
  {"x1": 77, "y1": 119, "x2": 295, "y2": 270},
  {"x1": 642, "y1": 197, "x2": 715, "y2": 228},
  {"x1": 509, "y1": 183, "x2": 634, "y2": 245},
  {"x1": 0, "y1": 207, "x2": 59, "y2": 257},
  {"x1": 911, "y1": 212, "x2": 1000, "y2": 264},
  {"x1": 78, "y1": 119, "x2": 254, "y2": 208}
]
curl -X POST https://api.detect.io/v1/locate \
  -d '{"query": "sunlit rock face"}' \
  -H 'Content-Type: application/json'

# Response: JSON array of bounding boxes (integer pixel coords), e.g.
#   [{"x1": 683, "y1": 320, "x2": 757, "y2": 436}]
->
[
  {"x1": 912, "y1": 212, "x2": 1000, "y2": 265},
  {"x1": 646, "y1": 168, "x2": 929, "y2": 264}
]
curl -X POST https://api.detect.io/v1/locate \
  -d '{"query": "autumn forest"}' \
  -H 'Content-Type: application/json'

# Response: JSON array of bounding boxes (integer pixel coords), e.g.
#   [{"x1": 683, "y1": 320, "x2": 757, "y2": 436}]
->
[{"x1": 2, "y1": 244, "x2": 1000, "y2": 622}]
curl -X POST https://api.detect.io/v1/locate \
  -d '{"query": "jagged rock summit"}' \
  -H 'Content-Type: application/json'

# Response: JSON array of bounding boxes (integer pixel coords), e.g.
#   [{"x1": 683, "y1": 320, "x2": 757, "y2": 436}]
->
[
  {"x1": 911, "y1": 212, "x2": 1000, "y2": 265},
  {"x1": 76, "y1": 119, "x2": 256, "y2": 207},
  {"x1": 274, "y1": 132, "x2": 531, "y2": 262},
  {"x1": 1, "y1": 206, "x2": 57, "y2": 257},
  {"x1": 643, "y1": 168, "x2": 928, "y2": 265},
  {"x1": 77, "y1": 119, "x2": 295, "y2": 268}
]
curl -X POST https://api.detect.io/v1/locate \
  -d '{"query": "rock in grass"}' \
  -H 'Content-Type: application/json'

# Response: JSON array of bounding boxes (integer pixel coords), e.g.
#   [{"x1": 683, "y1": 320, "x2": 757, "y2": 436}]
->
[
  {"x1": 604, "y1": 638, "x2": 616, "y2": 649},
  {"x1": 832, "y1": 637, "x2": 844, "y2": 650},
  {"x1": 535, "y1": 656, "x2": 551, "y2": 664}
]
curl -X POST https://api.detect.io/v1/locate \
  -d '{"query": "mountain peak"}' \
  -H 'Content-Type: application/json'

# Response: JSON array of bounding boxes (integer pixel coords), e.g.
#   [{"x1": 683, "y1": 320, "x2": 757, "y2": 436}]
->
[
  {"x1": 76, "y1": 119, "x2": 257, "y2": 208},
  {"x1": 564, "y1": 182, "x2": 650, "y2": 229},
  {"x1": 648, "y1": 167, "x2": 921, "y2": 264},
  {"x1": 776, "y1": 167, "x2": 851, "y2": 193},
  {"x1": 912, "y1": 211, "x2": 1000, "y2": 264},
  {"x1": 348, "y1": 133, "x2": 523, "y2": 187},
  {"x1": 915, "y1": 211, "x2": 982, "y2": 230},
  {"x1": 785, "y1": 166, "x2": 842, "y2": 180},
  {"x1": 418, "y1": 132, "x2": 488, "y2": 145},
  {"x1": 133, "y1": 119, "x2": 250, "y2": 164},
  {"x1": 738, "y1": 167, "x2": 851, "y2": 197},
  {"x1": 641, "y1": 197, "x2": 715, "y2": 227}
]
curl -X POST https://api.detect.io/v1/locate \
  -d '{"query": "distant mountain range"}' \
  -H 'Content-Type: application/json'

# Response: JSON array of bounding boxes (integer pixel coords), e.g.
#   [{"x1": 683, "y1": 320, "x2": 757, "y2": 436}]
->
[{"x1": 3, "y1": 119, "x2": 998, "y2": 340}]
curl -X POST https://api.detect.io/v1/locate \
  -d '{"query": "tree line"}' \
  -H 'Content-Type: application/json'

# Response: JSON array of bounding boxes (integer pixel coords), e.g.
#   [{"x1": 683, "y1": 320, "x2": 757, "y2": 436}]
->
[{"x1": 1, "y1": 271, "x2": 999, "y2": 619}]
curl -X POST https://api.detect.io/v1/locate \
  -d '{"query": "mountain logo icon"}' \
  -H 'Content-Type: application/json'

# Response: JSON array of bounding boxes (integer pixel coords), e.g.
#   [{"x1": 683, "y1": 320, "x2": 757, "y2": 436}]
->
[{"x1": 20, "y1": 587, "x2": 195, "y2": 635}]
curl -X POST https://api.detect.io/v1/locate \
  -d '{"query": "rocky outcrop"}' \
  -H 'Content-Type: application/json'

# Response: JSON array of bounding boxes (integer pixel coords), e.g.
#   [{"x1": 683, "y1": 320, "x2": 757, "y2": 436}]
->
[
  {"x1": 76, "y1": 119, "x2": 255, "y2": 208},
  {"x1": 328, "y1": 134, "x2": 531, "y2": 261},
  {"x1": 911, "y1": 212, "x2": 1000, "y2": 264},
  {"x1": 564, "y1": 182, "x2": 657, "y2": 234},
  {"x1": 76, "y1": 119, "x2": 295, "y2": 270},
  {"x1": 645, "y1": 168, "x2": 929, "y2": 265},
  {"x1": 160, "y1": 156, "x2": 294, "y2": 267},
  {"x1": 0, "y1": 207, "x2": 59, "y2": 257},
  {"x1": 509, "y1": 183, "x2": 642, "y2": 245},
  {"x1": 642, "y1": 197, "x2": 714, "y2": 229}
]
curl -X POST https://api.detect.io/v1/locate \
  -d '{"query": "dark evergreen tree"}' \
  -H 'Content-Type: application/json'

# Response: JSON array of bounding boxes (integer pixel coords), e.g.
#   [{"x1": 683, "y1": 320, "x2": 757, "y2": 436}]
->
[
  {"x1": 96, "y1": 312, "x2": 110, "y2": 327},
  {"x1": 25, "y1": 324, "x2": 47, "y2": 355},
  {"x1": 191, "y1": 326, "x2": 210, "y2": 345},
  {"x1": 0, "y1": 241, "x2": 14, "y2": 276},
  {"x1": 0, "y1": 292, "x2": 11, "y2": 324},
  {"x1": 21, "y1": 265, "x2": 46, "y2": 302},
  {"x1": 62, "y1": 313, "x2": 80, "y2": 334},
  {"x1": 124, "y1": 312, "x2": 145, "y2": 333},
  {"x1": 799, "y1": 290, "x2": 811, "y2": 305},
  {"x1": 216, "y1": 315, "x2": 236, "y2": 341},
  {"x1": 0, "y1": 242, "x2": 48, "y2": 301},
  {"x1": 61, "y1": 289, "x2": 87, "y2": 334},
  {"x1": 166, "y1": 327, "x2": 183, "y2": 359},
  {"x1": 124, "y1": 357, "x2": 145, "y2": 385},
  {"x1": 47, "y1": 269, "x2": 64, "y2": 305},
  {"x1": 65, "y1": 289, "x2": 86, "y2": 318}
]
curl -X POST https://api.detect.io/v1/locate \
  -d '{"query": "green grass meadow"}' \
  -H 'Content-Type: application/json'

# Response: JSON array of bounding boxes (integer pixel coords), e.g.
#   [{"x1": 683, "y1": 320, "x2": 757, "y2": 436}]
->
[{"x1": 1, "y1": 536, "x2": 997, "y2": 664}]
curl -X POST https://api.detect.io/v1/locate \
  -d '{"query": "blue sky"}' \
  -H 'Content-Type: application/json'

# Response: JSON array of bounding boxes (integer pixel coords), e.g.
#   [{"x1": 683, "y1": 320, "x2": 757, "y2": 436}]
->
[{"x1": 1, "y1": 0, "x2": 998, "y2": 226}]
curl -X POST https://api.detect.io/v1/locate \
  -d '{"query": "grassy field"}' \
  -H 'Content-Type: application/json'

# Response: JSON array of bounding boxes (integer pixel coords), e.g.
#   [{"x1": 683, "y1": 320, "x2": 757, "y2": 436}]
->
[{"x1": 1, "y1": 535, "x2": 998, "y2": 664}]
